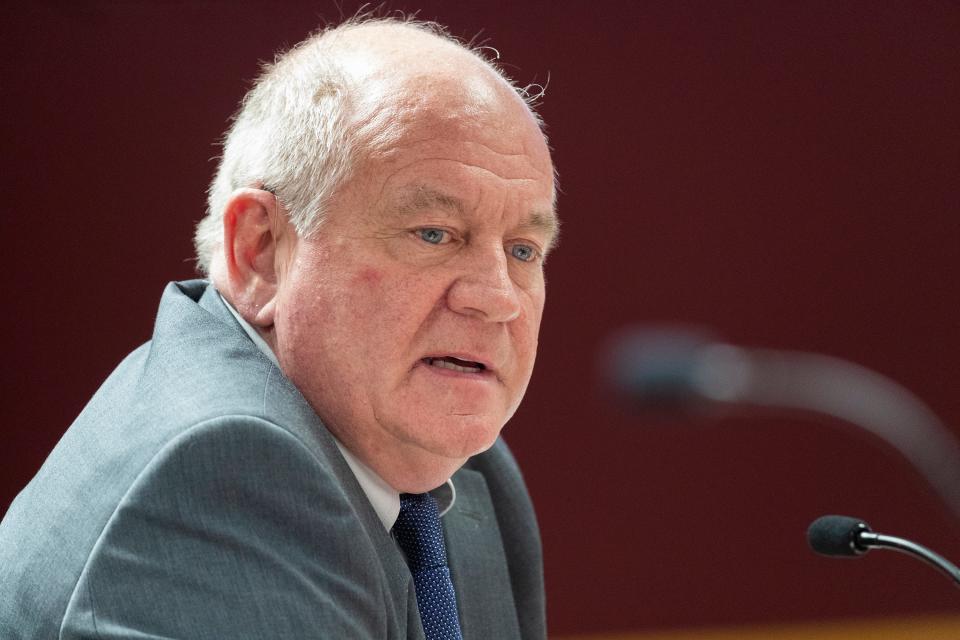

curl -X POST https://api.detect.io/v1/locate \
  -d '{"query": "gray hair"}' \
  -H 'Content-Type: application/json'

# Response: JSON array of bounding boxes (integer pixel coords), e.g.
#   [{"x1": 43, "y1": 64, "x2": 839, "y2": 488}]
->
[{"x1": 194, "y1": 16, "x2": 547, "y2": 274}]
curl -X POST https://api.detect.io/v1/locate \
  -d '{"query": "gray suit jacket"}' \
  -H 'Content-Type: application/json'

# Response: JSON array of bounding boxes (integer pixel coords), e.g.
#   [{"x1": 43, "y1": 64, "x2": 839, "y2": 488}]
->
[{"x1": 0, "y1": 280, "x2": 545, "y2": 639}]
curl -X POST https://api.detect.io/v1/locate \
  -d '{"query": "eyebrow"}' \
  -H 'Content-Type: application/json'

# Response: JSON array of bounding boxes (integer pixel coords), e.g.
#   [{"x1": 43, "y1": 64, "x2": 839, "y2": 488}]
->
[
  {"x1": 395, "y1": 186, "x2": 464, "y2": 217},
  {"x1": 394, "y1": 184, "x2": 560, "y2": 251},
  {"x1": 523, "y1": 208, "x2": 561, "y2": 253}
]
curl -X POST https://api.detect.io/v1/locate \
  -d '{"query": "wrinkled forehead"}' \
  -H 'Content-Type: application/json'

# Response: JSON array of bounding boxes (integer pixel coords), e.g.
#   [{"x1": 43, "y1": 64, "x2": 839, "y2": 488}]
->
[{"x1": 356, "y1": 78, "x2": 554, "y2": 206}]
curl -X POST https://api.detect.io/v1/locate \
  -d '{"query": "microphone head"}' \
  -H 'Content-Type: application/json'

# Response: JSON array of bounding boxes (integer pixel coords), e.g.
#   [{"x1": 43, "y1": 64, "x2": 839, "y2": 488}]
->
[
  {"x1": 602, "y1": 327, "x2": 748, "y2": 411},
  {"x1": 807, "y1": 515, "x2": 872, "y2": 557}
]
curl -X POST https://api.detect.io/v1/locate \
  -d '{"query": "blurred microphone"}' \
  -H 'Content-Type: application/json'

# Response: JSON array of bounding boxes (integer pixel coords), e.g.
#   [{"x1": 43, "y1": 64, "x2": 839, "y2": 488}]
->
[
  {"x1": 604, "y1": 327, "x2": 960, "y2": 517},
  {"x1": 808, "y1": 515, "x2": 960, "y2": 587}
]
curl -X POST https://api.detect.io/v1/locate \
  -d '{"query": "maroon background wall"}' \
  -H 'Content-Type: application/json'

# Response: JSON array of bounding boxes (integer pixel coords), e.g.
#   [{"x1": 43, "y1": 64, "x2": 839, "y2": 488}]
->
[{"x1": 3, "y1": 1, "x2": 958, "y2": 636}]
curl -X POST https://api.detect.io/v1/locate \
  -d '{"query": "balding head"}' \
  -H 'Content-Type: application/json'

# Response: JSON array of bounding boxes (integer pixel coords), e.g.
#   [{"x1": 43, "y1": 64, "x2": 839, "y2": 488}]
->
[{"x1": 196, "y1": 17, "x2": 552, "y2": 275}]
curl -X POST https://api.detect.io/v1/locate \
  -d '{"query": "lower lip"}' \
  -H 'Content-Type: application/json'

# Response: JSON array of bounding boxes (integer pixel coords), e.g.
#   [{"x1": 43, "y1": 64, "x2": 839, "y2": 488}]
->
[{"x1": 416, "y1": 361, "x2": 495, "y2": 381}]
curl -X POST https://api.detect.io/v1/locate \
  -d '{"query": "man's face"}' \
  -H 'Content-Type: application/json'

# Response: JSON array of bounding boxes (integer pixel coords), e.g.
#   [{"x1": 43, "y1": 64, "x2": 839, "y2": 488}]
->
[{"x1": 271, "y1": 75, "x2": 556, "y2": 491}]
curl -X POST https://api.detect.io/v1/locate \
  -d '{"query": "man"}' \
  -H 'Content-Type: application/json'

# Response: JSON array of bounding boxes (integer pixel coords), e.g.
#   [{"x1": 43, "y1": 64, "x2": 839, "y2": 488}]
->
[{"x1": 0, "y1": 16, "x2": 557, "y2": 640}]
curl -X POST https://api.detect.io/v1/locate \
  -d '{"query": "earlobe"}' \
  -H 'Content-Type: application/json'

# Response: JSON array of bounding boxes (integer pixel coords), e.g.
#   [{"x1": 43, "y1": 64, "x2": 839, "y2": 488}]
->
[{"x1": 218, "y1": 187, "x2": 288, "y2": 328}]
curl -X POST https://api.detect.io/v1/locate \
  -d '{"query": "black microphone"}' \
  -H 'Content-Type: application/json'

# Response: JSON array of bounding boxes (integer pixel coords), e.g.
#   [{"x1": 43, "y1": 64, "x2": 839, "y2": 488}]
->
[
  {"x1": 604, "y1": 327, "x2": 960, "y2": 518},
  {"x1": 807, "y1": 515, "x2": 960, "y2": 587}
]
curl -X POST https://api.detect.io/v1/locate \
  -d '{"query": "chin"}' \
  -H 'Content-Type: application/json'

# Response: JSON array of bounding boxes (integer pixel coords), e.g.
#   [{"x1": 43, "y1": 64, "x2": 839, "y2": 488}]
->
[{"x1": 422, "y1": 412, "x2": 503, "y2": 457}]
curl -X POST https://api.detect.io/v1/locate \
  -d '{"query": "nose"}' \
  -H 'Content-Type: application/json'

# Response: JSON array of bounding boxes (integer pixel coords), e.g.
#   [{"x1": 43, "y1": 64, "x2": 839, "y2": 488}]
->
[{"x1": 446, "y1": 246, "x2": 522, "y2": 323}]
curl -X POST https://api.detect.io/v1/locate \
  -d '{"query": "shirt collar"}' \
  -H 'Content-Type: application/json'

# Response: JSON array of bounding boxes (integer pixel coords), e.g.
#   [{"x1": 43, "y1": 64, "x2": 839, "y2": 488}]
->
[
  {"x1": 216, "y1": 290, "x2": 455, "y2": 529},
  {"x1": 218, "y1": 291, "x2": 280, "y2": 368},
  {"x1": 336, "y1": 445, "x2": 456, "y2": 529}
]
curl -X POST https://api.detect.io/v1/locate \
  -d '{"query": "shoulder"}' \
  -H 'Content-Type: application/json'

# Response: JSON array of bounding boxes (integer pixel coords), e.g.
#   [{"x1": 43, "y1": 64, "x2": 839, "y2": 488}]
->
[
  {"x1": 104, "y1": 416, "x2": 370, "y2": 567},
  {"x1": 63, "y1": 415, "x2": 392, "y2": 637},
  {"x1": 122, "y1": 415, "x2": 347, "y2": 517}
]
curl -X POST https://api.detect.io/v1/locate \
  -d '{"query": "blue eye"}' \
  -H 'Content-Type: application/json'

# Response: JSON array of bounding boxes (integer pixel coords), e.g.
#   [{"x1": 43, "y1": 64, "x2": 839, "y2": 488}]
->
[
  {"x1": 417, "y1": 228, "x2": 446, "y2": 245},
  {"x1": 511, "y1": 244, "x2": 537, "y2": 262}
]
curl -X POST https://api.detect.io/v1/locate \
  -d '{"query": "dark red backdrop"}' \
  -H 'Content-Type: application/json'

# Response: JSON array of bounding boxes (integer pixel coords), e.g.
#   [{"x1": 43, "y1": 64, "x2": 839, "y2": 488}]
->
[{"x1": 3, "y1": 1, "x2": 959, "y2": 636}]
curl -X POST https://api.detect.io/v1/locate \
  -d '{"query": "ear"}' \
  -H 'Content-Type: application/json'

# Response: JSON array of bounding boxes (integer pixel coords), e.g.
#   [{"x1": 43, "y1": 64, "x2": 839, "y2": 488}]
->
[{"x1": 217, "y1": 187, "x2": 292, "y2": 329}]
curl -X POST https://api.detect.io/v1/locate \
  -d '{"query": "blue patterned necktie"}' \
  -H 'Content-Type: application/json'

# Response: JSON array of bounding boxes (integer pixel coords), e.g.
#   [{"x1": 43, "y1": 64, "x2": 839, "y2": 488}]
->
[{"x1": 393, "y1": 492, "x2": 464, "y2": 640}]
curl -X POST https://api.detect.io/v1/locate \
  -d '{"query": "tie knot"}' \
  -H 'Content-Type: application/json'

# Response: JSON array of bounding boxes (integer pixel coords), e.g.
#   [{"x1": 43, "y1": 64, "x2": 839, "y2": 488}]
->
[{"x1": 393, "y1": 492, "x2": 447, "y2": 571}]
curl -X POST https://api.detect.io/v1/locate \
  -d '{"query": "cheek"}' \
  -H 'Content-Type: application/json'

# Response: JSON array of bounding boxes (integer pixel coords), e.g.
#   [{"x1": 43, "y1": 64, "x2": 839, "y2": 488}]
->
[
  {"x1": 515, "y1": 296, "x2": 545, "y2": 365},
  {"x1": 522, "y1": 289, "x2": 546, "y2": 334},
  {"x1": 348, "y1": 267, "x2": 405, "y2": 323},
  {"x1": 355, "y1": 267, "x2": 384, "y2": 287}
]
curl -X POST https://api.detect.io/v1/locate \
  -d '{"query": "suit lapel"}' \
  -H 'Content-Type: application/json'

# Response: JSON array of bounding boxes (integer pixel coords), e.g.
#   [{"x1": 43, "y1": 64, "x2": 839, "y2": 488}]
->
[
  {"x1": 195, "y1": 282, "x2": 419, "y2": 639},
  {"x1": 444, "y1": 467, "x2": 522, "y2": 640},
  {"x1": 320, "y1": 435, "x2": 418, "y2": 640}
]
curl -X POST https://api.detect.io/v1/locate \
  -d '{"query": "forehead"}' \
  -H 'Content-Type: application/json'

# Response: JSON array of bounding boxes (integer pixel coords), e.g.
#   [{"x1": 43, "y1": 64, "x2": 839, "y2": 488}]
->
[
  {"x1": 366, "y1": 136, "x2": 557, "y2": 243},
  {"x1": 367, "y1": 86, "x2": 553, "y2": 184},
  {"x1": 334, "y1": 43, "x2": 558, "y2": 238},
  {"x1": 326, "y1": 22, "x2": 556, "y2": 189},
  {"x1": 350, "y1": 55, "x2": 554, "y2": 173}
]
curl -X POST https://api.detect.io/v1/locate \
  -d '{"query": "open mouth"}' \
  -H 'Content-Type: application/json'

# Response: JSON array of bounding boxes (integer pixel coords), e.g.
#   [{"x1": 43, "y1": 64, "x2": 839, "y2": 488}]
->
[{"x1": 422, "y1": 356, "x2": 487, "y2": 374}]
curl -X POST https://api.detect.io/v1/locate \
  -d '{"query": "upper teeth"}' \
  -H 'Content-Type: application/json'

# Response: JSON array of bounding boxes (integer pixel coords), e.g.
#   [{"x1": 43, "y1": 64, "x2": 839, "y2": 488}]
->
[{"x1": 428, "y1": 358, "x2": 481, "y2": 373}]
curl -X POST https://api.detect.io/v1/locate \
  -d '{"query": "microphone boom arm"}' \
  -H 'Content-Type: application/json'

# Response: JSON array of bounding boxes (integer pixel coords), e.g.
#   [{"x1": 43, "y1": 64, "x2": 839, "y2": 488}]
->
[{"x1": 859, "y1": 531, "x2": 960, "y2": 587}]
